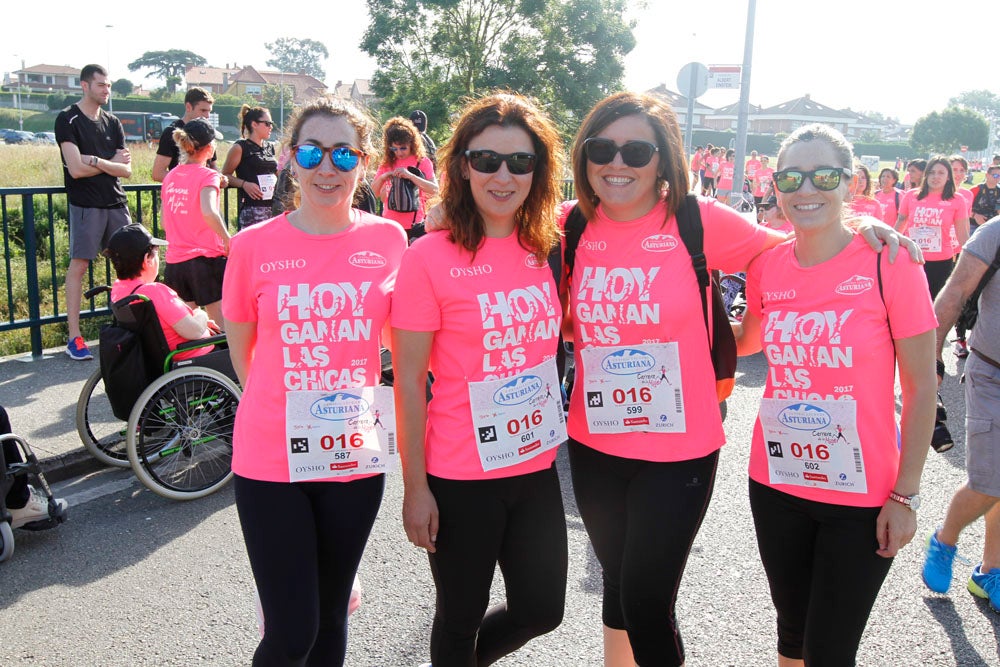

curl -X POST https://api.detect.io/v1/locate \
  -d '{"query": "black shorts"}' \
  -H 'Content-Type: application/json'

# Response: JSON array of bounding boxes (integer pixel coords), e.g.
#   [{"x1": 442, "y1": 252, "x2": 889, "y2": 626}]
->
[{"x1": 164, "y1": 255, "x2": 227, "y2": 306}]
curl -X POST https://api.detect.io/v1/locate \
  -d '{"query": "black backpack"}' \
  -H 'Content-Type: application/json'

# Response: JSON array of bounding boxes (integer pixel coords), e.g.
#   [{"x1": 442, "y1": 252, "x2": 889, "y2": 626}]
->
[
  {"x1": 99, "y1": 289, "x2": 167, "y2": 421},
  {"x1": 387, "y1": 166, "x2": 422, "y2": 213},
  {"x1": 563, "y1": 193, "x2": 737, "y2": 415}
]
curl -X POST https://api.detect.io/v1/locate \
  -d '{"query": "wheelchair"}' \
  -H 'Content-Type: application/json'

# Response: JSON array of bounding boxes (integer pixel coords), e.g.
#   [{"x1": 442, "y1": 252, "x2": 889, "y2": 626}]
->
[
  {"x1": 0, "y1": 431, "x2": 68, "y2": 562},
  {"x1": 75, "y1": 286, "x2": 241, "y2": 501}
]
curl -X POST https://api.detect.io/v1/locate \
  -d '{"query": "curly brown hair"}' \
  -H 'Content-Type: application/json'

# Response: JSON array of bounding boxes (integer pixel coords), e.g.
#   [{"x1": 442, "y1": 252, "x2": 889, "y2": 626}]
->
[
  {"x1": 572, "y1": 92, "x2": 690, "y2": 223},
  {"x1": 437, "y1": 93, "x2": 563, "y2": 263},
  {"x1": 381, "y1": 116, "x2": 426, "y2": 167}
]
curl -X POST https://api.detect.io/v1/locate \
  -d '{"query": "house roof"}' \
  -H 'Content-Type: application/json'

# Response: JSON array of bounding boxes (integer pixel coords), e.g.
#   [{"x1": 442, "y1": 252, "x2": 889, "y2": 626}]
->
[
  {"x1": 712, "y1": 101, "x2": 763, "y2": 116},
  {"x1": 17, "y1": 64, "x2": 80, "y2": 76},
  {"x1": 257, "y1": 69, "x2": 327, "y2": 100},
  {"x1": 645, "y1": 84, "x2": 715, "y2": 113},
  {"x1": 184, "y1": 65, "x2": 241, "y2": 87},
  {"x1": 758, "y1": 95, "x2": 856, "y2": 120}
]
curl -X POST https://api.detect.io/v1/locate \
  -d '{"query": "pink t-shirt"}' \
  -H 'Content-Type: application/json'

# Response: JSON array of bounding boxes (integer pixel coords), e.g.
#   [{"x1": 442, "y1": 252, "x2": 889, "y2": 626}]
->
[
  {"x1": 222, "y1": 211, "x2": 407, "y2": 483},
  {"x1": 746, "y1": 234, "x2": 937, "y2": 507},
  {"x1": 690, "y1": 151, "x2": 703, "y2": 172},
  {"x1": 898, "y1": 190, "x2": 965, "y2": 261},
  {"x1": 745, "y1": 158, "x2": 762, "y2": 178},
  {"x1": 565, "y1": 197, "x2": 775, "y2": 462},
  {"x1": 955, "y1": 187, "x2": 974, "y2": 218},
  {"x1": 847, "y1": 196, "x2": 884, "y2": 219},
  {"x1": 705, "y1": 155, "x2": 720, "y2": 178},
  {"x1": 717, "y1": 161, "x2": 735, "y2": 190},
  {"x1": 375, "y1": 155, "x2": 434, "y2": 230},
  {"x1": 874, "y1": 188, "x2": 903, "y2": 226},
  {"x1": 161, "y1": 164, "x2": 224, "y2": 263},
  {"x1": 754, "y1": 167, "x2": 774, "y2": 197},
  {"x1": 110, "y1": 278, "x2": 212, "y2": 361},
  {"x1": 391, "y1": 231, "x2": 562, "y2": 480}
]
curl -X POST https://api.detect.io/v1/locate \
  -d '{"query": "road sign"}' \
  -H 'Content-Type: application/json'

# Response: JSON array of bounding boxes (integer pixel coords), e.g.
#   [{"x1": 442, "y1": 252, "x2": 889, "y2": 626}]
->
[
  {"x1": 708, "y1": 65, "x2": 742, "y2": 90},
  {"x1": 677, "y1": 62, "x2": 709, "y2": 99}
]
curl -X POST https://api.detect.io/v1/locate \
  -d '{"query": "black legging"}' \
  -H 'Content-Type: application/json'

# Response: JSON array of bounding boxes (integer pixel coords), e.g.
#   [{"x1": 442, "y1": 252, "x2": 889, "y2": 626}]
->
[
  {"x1": 568, "y1": 440, "x2": 719, "y2": 667},
  {"x1": 749, "y1": 479, "x2": 893, "y2": 666},
  {"x1": 427, "y1": 465, "x2": 567, "y2": 666},
  {"x1": 923, "y1": 258, "x2": 955, "y2": 301},
  {"x1": 234, "y1": 473, "x2": 384, "y2": 667},
  {"x1": 0, "y1": 406, "x2": 28, "y2": 509}
]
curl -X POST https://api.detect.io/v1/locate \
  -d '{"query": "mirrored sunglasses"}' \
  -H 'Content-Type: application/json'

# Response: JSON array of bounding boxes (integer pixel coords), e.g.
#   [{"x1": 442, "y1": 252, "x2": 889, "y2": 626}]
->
[
  {"x1": 583, "y1": 138, "x2": 659, "y2": 167},
  {"x1": 293, "y1": 144, "x2": 365, "y2": 172},
  {"x1": 772, "y1": 167, "x2": 852, "y2": 193},
  {"x1": 464, "y1": 150, "x2": 536, "y2": 175}
]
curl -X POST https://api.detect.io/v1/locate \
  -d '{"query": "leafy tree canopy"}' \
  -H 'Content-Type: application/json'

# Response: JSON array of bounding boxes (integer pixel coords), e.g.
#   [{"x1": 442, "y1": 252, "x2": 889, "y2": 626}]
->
[
  {"x1": 111, "y1": 79, "x2": 134, "y2": 96},
  {"x1": 361, "y1": 0, "x2": 636, "y2": 141},
  {"x1": 949, "y1": 89, "x2": 1000, "y2": 121},
  {"x1": 910, "y1": 107, "x2": 989, "y2": 154},
  {"x1": 265, "y1": 38, "x2": 329, "y2": 80},
  {"x1": 128, "y1": 50, "x2": 207, "y2": 80}
]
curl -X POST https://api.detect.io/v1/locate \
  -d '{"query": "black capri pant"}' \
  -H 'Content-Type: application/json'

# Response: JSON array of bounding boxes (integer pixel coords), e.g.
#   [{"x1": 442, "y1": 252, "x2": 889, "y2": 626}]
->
[
  {"x1": 568, "y1": 439, "x2": 719, "y2": 667},
  {"x1": 749, "y1": 479, "x2": 893, "y2": 667}
]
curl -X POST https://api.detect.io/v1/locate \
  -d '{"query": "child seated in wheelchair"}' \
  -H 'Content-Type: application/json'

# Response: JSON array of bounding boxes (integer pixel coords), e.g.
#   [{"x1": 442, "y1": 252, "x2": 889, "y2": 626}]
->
[
  {"x1": 2, "y1": 405, "x2": 67, "y2": 529},
  {"x1": 104, "y1": 224, "x2": 220, "y2": 361}
]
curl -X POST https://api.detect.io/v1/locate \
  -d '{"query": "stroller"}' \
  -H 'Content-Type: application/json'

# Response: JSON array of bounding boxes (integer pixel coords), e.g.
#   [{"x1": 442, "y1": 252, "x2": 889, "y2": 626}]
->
[{"x1": 0, "y1": 407, "x2": 67, "y2": 562}]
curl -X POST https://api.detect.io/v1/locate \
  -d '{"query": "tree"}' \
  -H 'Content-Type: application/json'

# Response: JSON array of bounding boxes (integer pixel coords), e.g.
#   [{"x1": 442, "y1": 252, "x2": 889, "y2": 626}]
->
[
  {"x1": 911, "y1": 107, "x2": 989, "y2": 154},
  {"x1": 111, "y1": 79, "x2": 134, "y2": 97},
  {"x1": 949, "y1": 90, "x2": 1000, "y2": 121},
  {"x1": 127, "y1": 50, "x2": 208, "y2": 83},
  {"x1": 361, "y1": 0, "x2": 636, "y2": 140},
  {"x1": 265, "y1": 38, "x2": 329, "y2": 80}
]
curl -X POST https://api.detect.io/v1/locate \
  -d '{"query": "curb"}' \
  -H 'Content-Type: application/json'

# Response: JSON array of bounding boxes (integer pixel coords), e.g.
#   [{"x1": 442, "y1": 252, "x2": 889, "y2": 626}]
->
[{"x1": 38, "y1": 448, "x2": 108, "y2": 485}]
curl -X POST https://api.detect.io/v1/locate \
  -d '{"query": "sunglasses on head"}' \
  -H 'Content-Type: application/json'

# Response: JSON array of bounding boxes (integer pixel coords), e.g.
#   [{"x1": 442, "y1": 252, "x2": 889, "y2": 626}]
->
[
  {"x1": 293, "y1": 144, "x2": 365, "y2": 172},
  {"x1": 772, "y1": 167, "x2": 852, "y2": 193},
  {"x1": 465, "y1": 150, "x2": 536, "y2": 175},
  {"x1": 583, "y1": 138, "x2": 659, "y2": 167}
]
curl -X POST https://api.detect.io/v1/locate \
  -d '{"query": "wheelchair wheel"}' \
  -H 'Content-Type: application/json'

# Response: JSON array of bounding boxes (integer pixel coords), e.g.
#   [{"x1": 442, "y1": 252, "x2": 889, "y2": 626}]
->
[
  {"x1": 126, "y1": 367, "x2": 240, "y2": 501},
  {"x1": 0, "y1": 520, "x2": 13, "y2": 562},
  {"x1": 76, "y1": 368, "x2": 130, "y2": 468}
]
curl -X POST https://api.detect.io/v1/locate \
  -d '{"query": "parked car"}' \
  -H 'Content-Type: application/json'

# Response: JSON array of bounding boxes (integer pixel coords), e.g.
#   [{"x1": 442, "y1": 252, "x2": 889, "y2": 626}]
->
[
  {"x1": 0, "y1": 129, "x2": 19, "y2": 142},
  {"x1": 3, "y1": 130, "x2": 35, "y2": 145},
  {"x1": 33, "y1": 132, "x2": 56, "y2": 144}
]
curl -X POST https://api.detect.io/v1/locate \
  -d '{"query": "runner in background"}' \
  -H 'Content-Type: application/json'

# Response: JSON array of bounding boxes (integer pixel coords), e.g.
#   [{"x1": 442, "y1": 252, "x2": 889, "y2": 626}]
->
[
  {"x1": 875, "y1": 168, "x2": 904, "y2": 226},
  {"x1": 847, "y1": 164, "x2": 885, "y2": 220},
  {"x1": 753, "y1": 155, "x2": 775, "y2": 205}
]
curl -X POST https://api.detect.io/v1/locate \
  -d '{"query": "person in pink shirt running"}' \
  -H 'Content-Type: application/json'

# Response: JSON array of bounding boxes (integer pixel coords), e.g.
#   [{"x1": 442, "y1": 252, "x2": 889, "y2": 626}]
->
[
  {"x1": 753, "y1": 155, "x2": 775, "y2": 205},
  {"x1": 222, "y1": 96, "x2": 407, "y2": 666},
  {"x1": 392, "y1": 93, "x2": 568, "y2": 666},
  {"x1": 896, "y1": 156, "x2": 971, "y2": 299},
  {"x1": 715, "y1": 148, "x2": 736, "y2": 203},
  {"x1": 745, "y1": 150, "x2": 762, "y2": 180},
  {"x1": 736, "y1": 123, "x2": 936, "y2": 667},
  {"x1": 950, "y1": 155, "x2": 975, "y2": 219},
  {"x1": 846, "y1": 164, "x2": 885, "y2": 220},
  {"x1": 160, "y1": 118, "x2": 230, "y2": 328}
]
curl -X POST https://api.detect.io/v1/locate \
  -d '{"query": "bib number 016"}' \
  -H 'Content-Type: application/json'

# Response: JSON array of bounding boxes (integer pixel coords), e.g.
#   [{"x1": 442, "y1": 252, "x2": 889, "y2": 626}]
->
[
  {"x1": 790, "y1": 442, "x2": 829, "y2": 460},
  {"x1": 612, "y1": 387, "x2": 652, "y2": 404},
  {"x1": 507, "y1": 409, "x2": 543, "y2": 436},
  {"x1": 321, "y1": 433, "x2": 364, "y2": 450}
]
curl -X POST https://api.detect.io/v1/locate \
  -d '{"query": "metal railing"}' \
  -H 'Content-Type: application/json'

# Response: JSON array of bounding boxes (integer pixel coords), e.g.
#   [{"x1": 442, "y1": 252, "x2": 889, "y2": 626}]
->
[{"x1": 0, "y1": 185, "x2": 238, "y2": 359}]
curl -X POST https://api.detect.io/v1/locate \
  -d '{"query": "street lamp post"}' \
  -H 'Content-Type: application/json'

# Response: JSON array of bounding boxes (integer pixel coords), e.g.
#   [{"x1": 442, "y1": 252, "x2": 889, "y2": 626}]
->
[
  {"x1": 105, "y1": 24, "x2": 114, "y2": 112},
  {"x1": 12, "y1": 54, "x2": 23, "y2": 131}
]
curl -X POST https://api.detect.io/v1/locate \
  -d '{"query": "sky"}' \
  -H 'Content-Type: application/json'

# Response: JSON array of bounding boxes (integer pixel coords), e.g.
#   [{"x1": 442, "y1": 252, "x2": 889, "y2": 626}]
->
[{"x1": 6, "y1": 1, "x2": 994, "y2": 125}]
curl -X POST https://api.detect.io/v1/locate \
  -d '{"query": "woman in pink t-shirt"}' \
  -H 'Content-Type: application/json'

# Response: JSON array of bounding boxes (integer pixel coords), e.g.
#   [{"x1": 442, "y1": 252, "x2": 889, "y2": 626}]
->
[
  {"x1": 222, "y1": 97, "x2": 407, "y2": 666},
  {"x1": 875, "y1": 167, "x2": 904, "y2": 226},
  {"x1": 896, "y1": 156, "x2": 971, "y2": 299},
  {"x1": 846, "y1": 164, "x2": 885, "y2": 220},
  {"x1": 392, "y1": 93, "x2": 567, "y2": 665},
  {"x1": 371, "y1": 116, "x2": 438, "y2": 238},
  {"x1": 161, "y1": 118, "x2": 230, "y2": 328},
  {"x1": 736, "y1": 124, "x2": 937, "y2": 666},
  {"x1": 715, "y1": 148, "x2": 736, "y2": 203}
]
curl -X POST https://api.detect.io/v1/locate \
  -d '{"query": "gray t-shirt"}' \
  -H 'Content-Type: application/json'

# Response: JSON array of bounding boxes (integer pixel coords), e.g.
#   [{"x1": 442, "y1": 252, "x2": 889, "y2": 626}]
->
[{"x1": 966, "y1": 216, "x2": 1000, "y2": 361}]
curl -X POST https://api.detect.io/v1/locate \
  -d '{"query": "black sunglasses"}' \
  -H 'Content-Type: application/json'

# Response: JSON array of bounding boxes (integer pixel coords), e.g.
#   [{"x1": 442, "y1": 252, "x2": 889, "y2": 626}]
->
[
  {"x1": 465, "y1": 150, "x2": 537, "y2": 175},
  {"x1": 583, "y1": 138, "x2": 659, "y2": 167},
  {"x1": 256, "y1": 120, "x2": 274, "y2": 127},
  {"x1": 772, "y1": 167, "x2": 852, "y2": 193}
]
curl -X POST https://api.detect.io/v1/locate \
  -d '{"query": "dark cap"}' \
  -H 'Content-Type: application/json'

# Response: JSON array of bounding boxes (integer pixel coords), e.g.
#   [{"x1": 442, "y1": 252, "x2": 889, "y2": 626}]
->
[
  {"x1": 184, "y1": 118, "x2": 221, "y2": 148},
  {"x1": 409, "y1": 110, "x2": 427, "y2": 132},
  {"x1": 762, "y1": 194, "x2": 778, "y2": 209},
  {"x1": 104, "y1": 224, "x2": 167, "y2": 262}
]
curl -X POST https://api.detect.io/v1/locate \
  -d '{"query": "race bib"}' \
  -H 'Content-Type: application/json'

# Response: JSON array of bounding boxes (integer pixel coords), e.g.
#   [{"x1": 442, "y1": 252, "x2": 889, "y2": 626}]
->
[
  {"x1": 580, "y1": 342, "x2": 685, "y2": 434},
  {"x1": 257, "y1": 173, "x2": 277, "y2": 201},
  {"x1": 285, "y1": 386, "x2": 397, "y2": 481},
  {"x1": 758, "y1": 398, "x2": 867, "y2": 494},
  {"x1": 469, "y1": 358, "x2": 566, "y2": 472},
  {"x1": 909, "y1": 226, "x2": 941, "y2": 253}
]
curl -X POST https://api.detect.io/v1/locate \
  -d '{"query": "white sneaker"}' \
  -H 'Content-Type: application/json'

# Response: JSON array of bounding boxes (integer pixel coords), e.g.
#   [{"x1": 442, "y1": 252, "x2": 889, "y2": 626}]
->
[{"x1": 9, "y1": 486, "x2": 67, "y2": 529}]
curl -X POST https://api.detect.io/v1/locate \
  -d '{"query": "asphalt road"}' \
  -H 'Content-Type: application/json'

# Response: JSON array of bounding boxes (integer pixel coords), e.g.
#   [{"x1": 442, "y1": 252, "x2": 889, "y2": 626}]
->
[{"x1": 1, "y1": 351, "x2": 998, "y2": 666}]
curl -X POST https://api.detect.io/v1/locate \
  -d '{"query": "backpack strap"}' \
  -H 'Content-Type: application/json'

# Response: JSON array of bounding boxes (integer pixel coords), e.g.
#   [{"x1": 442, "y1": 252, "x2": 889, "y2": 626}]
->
[
  {"x1": 675, "y1": 193, "x2": 712, "y2": 345},
  {"x1": 968, "y1": 242, "x2": 1000, "y2": 306}
]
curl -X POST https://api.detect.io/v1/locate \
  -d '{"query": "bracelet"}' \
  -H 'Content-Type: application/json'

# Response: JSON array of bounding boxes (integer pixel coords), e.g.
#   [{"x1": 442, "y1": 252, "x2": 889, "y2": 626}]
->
[{"x1": 91, "y1": 155, "x2": 98, "y2": 167}]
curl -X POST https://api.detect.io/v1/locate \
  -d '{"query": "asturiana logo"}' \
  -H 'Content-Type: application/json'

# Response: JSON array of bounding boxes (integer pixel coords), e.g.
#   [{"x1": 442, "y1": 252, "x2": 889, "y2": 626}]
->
[
  {"x1": 777, "y1": 403, "x2": 832, "y2": 431},
  {"x1": 601, "y1": 349, "x2": 656, "y2": 375},
  {"x1": 835, "y1": 275, "x2": 873, "y2": 296},
  {"x1": 310, "y1": 392, "x2": 370, "y2": 421},
  {"x1": 349, "y1": 251, "x2": 387, "y2": 269},
  {"x1": 493, "y1": 375, "x2": 543, "y2": 406},
  {"x1": 524, "y1": 254, "x2": 547, "y2": 269},
  {"x1": 641, "y1": 234, "x2": 678, "y2": 252}
]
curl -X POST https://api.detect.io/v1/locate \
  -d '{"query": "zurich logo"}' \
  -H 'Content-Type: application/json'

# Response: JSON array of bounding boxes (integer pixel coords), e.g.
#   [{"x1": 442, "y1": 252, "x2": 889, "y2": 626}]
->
[
  {"x1": 493, "y1": 375, "x2": 543, "y2": 406},
  {"x1": 309, "y1": 392, "x2": 370, "y2": 422},
  {"x1": 601, "y1": 349, "x2": 656, "y2": 375},
  {"x1": 776, "y1": 403, "x2": 832, "y2": 431}
]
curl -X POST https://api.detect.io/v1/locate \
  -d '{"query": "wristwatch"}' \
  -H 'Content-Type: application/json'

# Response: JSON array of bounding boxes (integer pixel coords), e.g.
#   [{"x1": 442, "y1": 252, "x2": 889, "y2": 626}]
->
[{"x1": 888, "y1": 490, "x2": 921, "y2": 510}]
